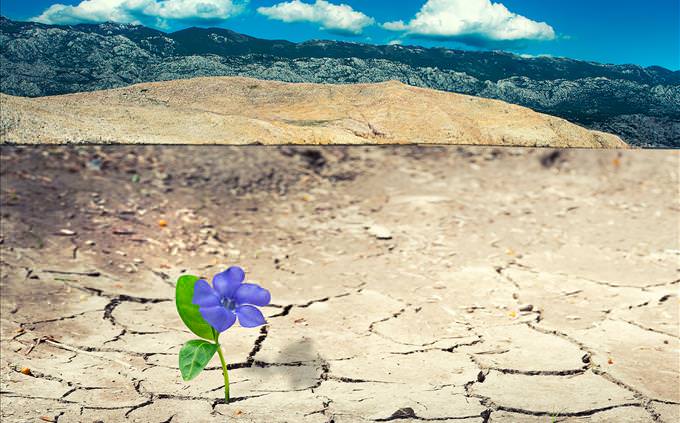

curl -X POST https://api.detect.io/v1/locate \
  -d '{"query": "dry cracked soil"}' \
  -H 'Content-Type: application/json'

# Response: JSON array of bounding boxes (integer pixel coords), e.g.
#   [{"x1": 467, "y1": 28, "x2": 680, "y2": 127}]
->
[{"x1": 0, "y1": 146, "x2": 678, "y2": 422}]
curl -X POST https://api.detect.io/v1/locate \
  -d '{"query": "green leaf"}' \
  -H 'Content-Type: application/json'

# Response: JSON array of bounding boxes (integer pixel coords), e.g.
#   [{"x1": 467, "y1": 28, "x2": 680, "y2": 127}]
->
[
  {"x1": 176, "y1": 274, "x2": 215, "y2": 340},
  {"x1": 179, "y1": 339, "x2": 218, "y2": 381}
]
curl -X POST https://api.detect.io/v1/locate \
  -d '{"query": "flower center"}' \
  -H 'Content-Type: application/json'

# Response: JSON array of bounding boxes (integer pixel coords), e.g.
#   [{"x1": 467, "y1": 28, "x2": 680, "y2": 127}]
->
[{"x1": 221, "y1": 297, "x2": 236, "y2": 311}]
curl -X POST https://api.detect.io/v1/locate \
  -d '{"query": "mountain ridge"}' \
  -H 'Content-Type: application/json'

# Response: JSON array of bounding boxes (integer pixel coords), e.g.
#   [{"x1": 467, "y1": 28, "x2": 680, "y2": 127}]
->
[
  {"x1": 1, "y1": 16, "x2": 678, "y2": 147},
  {"x1": 3, "y1": 16, "x2": 676, "y2": 84}
]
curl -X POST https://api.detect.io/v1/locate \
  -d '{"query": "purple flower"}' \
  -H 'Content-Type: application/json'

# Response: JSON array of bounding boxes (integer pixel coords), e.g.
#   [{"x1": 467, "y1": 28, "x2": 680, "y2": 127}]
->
[{"x1": 192, "y1": 266, "x2": 271, "y2": 332}]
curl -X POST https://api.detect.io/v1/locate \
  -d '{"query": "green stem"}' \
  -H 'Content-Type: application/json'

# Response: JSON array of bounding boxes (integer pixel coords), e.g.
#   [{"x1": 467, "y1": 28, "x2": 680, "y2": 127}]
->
[{"x1": 215, "y1": 335, "x2": 230, "y2": 403}]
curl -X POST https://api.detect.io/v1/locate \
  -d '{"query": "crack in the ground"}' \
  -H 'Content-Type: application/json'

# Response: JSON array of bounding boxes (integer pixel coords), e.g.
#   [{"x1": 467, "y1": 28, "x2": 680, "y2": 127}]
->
[
  {"x1": 267, "y1": 304, "x2": 293, "y2": 318},
  {"x1": 102, "y1": 329, "x2": 127, "y2": 345},
  {"x1": 17, "y1": 309, "x2": 105, "y2": 328},
  {"x1": 304, "y1": 395, "x2": 335, "y2": 422},
  {"x1": 43, "y1": 269, "x2": 102, "y2": 278},
  {"x1": 103, "y1": 294, "x2": 172, "y2": 327},
  {"x1": 266, "y1": 283, "x2": 365, "y2": 324},
  {"x1": 612, "y1": 318, "x2": 680, "y2": 339},
  {"x1": 374, "y1": 406, "x2": 483, "y2": 421},
  {"x1": 386, "y1": 336, "x2": 484, "y2": 355},
  {"x1": 476, "y1": 398, "x2": 645, "y2": 418},
  {"x1": 495, "y1": 265, "x2": 543, "y2": 323},
  {"x1": 510, "y1": 262, "x2": 679, "y2": 291},
  {"x1": 327, "y1": 375, "x2": 394, "y2": 384},
  {"x1": 59, "y1": 279, "x2": 173, "y2": 304},
  {"x1": 246, "y1": 326, "x2": 269, "y2": 365},
  {"x1": 0, "y1": 392, "x2": 142, "y2": 411},
  {"x1": 368, "y1": 308, "x2": 408, "y2": 334},
  {"x1": 53, "y1": 410, "x2": 66, "y2": 423},
  {"x1": 467, "y1": 354, "x2": 588, "y2": 377},
  {"x1": 8, "y1": 365, "x2": 105, "y2": 391}
]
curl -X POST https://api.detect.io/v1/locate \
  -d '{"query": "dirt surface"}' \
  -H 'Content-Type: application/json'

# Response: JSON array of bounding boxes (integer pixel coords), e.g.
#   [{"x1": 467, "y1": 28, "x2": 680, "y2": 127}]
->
[
  {"x1": 1, "y1": 77, "x2": 627, "y2": 148},
  {"x1": 1, "y1": 146, "x2": 677, "y2": 422}
]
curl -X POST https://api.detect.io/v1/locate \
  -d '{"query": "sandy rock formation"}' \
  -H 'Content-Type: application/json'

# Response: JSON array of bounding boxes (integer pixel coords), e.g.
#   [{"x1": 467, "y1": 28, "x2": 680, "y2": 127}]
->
[{"x1": 1, "y1": 76, "x2": 627, "y2": 147}]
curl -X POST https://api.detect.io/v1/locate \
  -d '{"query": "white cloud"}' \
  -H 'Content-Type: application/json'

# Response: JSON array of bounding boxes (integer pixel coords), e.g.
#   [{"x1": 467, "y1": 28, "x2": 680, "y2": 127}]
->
[
  {"x1": 382, "y1": 0, "x2": 555, "y2": 45},
  {"x1": 257, "y1": 0, "x2": 374, "y2": 35},
  {"x1": 33, "y1": 0, "x2": 246, "y2": 28}
]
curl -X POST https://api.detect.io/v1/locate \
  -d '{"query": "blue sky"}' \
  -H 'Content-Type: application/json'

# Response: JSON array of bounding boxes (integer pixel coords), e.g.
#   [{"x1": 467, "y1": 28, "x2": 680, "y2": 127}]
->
[{"x1": 1, "y1": 0, "x2": 678, "y2": 70}]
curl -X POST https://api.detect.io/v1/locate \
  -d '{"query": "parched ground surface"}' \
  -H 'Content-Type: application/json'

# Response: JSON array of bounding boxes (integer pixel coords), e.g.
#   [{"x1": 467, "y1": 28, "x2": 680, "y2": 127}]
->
[{"x1": 0, "y1": 146, "x2": 677, "y2": 422}]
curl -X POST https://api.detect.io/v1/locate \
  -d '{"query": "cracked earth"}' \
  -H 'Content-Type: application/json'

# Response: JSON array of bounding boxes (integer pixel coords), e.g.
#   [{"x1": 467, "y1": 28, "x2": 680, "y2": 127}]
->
[{"x1": 1, "y1": 146, "x2": 678, "y2": 422}]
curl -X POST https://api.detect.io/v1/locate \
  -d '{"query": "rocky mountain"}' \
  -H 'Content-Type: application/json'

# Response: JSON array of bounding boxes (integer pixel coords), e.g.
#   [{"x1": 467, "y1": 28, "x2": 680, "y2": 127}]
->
[
  {"x1": 1, "y1": 16, "x2": 678, "y2": 147},
  {"x1": 0, "y1": 76, "x2": 627, "y2": 147}
]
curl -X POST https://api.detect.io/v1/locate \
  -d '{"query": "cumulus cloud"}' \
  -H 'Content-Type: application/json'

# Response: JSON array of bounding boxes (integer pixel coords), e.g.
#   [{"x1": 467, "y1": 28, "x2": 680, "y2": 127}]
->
[
  {"x1": 33, "y1": 0, "x2": 246, "y2": 28},
  {"x1": 257, "y1": 0, "x2": 374, "y2": 35},
  {"x1": 382, "y1": 0, "x2": 555, "y2": 45}
]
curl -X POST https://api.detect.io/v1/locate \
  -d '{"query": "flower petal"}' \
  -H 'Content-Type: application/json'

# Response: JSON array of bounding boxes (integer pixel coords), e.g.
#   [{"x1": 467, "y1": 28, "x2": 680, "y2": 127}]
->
[
  {"x1": 192, "y1": 279, "x2": 221, "y2": 307},
  {"x1": 236, "y1": 305, "x2": 266, "y2": 328},
  {"x1": 213, "y1": 266, "x2": 245, "y2": 298},
  {"x1": 199, "y1": 306, "x2": 236, "y2": 333},
  {"x1": 234, "y1": 283, "x2": 271, "y2": 307}
]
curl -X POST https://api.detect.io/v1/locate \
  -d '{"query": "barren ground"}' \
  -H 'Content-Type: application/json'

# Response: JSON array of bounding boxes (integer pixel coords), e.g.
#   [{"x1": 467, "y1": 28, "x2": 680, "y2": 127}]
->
[
  {"x1": 0, "y1": 146, "x2": 677, "y2": 422},
  {"x1": 1, "y1": 77, "x2": 626, "y2": 148}
]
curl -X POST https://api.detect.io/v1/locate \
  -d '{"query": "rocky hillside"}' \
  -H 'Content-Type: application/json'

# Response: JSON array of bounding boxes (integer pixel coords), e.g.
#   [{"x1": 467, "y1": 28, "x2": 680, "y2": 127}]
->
[
  {"x1": 0, "y1": 76, "x2": 627, "y2": 147},
  {"x1": 1, "y1": 16, "x2": 677, "y2": 147}
]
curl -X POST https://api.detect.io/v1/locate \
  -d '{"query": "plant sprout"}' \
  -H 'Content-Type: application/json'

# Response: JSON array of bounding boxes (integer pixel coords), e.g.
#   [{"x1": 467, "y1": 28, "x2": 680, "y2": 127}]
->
[{"x1": 175, "y1": 266, "x2": 271, "y2": 403}]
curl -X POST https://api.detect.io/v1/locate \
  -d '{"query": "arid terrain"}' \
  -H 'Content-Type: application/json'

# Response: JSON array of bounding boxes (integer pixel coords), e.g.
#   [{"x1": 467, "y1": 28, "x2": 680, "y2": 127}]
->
[
  {"x1": 1, "y1": 77, "x2": 627, "y2": 147},
  {"x1": 3, "y1": 16, "x2": 679, "y2": 148},
  {"x1": 1, "y1": 146, "x2": 677, "y2": 422}
]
